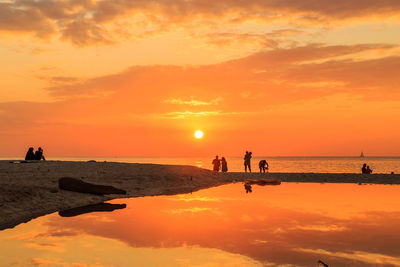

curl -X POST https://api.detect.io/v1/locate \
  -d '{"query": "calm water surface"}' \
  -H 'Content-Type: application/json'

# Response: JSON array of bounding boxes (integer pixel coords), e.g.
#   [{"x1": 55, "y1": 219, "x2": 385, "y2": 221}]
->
[
  {"x1": 1, "y1": 183, "x2": 400, "y2": 266},
  {"x1": 47, "y1": 156, "x2": 400, "y2": 173}
]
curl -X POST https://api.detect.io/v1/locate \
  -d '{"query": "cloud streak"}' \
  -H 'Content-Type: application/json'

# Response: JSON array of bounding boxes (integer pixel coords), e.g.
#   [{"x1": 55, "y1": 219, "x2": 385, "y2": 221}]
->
[{"x1": 163, "y1": 97, "x2": 221, "y2": 106}]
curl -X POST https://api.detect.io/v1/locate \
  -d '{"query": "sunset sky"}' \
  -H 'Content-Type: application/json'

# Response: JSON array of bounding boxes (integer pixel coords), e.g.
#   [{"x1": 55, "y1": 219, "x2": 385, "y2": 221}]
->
[{"x1": 1, "y1": 0, "x2": 400, "y2": 157}]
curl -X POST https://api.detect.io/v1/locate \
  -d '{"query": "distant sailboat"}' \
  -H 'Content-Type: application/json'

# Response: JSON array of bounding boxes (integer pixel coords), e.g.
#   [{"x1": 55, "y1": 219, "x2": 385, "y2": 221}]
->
[{"x1": 360, "y1": 151, "x2": 365, "y2": 158}]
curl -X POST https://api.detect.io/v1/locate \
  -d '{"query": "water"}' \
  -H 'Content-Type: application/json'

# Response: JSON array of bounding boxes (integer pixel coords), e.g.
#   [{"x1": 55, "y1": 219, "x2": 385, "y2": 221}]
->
[
  {"x1": 41, "y1": 156, "x2": 400, "y2": 173},
  {"x1": 1, "y1": 183, "x2": 400, "y2": 266}
]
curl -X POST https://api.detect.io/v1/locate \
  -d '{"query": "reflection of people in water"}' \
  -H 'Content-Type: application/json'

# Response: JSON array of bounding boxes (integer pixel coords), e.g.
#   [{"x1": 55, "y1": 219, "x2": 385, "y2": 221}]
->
[
  {"x1": 34, "y1": 147, "x2": 46, "y2": 161},
  {"x1": 212, "y1": 155, "x2": 221, "y2": 172},
  {"x1": 221, "y1": 157, "x2": 228, "y2": 172},
  {"x1": 259, "y1": 160, "x2": 269, "y2": 173},
  {"x1": 244, "y1": 151, "x2": 252, "y2": 172},
  {"x1": 244, "y1": 179, "x2": 281, "y2": 193},
  {"x1": 25, "y1": 147, "x2": 35, "y2": 160},
  {"x1": 244, "y1": 183, "x2": 252, "y2": 193}
]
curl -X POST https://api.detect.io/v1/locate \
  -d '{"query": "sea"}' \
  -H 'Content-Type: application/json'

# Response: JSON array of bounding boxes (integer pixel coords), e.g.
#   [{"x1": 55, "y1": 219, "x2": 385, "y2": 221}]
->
[{"x1": 24, "y1": 156, "x2": 400, "y2": 174}]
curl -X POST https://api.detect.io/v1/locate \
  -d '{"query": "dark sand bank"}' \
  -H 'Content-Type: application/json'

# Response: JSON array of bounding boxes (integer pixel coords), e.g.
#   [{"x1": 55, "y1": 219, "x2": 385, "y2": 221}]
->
[{"x1": 1, "y1": 160, "x2": 399, "y2": 230}]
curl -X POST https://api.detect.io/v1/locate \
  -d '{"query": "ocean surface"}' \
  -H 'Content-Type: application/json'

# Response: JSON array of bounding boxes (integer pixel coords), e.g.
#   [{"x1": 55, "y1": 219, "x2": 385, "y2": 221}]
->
[{"x1": 35, "y1": 156, "x2": 400, "y2": 174}]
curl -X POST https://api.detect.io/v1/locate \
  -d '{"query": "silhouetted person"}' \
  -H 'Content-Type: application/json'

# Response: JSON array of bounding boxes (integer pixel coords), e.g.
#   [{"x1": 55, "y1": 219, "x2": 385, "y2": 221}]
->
[
  {"x1": 221, "y1": 157, "x2": 228, "y2": 172},
  {"x1": 244, "y1": 151, "x2": 252, "y2": 172},
  {"x1": 212, "y1": 155, "x2": 220, "y2": 172},
  {"x1": 244, "y1": 151, "x2": 248, "y2": 171},
  {"x1": 259, "y1": 160, "x2": 269, "y2": 173},
  {"x1": 361, "y1": 163, "x2": 367, "y2": 174},
  {"x1": 25, "y1": 147, "x2": 35, "y2": 160},
  {"x1": 34, "y1": 147, "x2": 46, "y2": 161},
  {"x1": 366, "y1": 165, "x2": 373, "y2": 174}
]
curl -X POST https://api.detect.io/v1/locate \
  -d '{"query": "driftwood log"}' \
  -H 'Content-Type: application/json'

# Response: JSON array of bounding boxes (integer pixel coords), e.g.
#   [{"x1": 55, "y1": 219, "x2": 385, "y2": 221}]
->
[
  {"x1": 58, "y1": 177, "x2": 127, "y2": 195},
  {"x1": 59, "y1": 203, "x2": 126, "y2": 217}
]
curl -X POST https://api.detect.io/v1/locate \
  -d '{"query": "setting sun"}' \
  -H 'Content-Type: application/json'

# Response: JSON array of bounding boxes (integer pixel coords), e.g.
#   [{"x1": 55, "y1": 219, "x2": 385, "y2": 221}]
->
[{"x1": 194, "y1": 130, "x2": 204, "y2": 139}]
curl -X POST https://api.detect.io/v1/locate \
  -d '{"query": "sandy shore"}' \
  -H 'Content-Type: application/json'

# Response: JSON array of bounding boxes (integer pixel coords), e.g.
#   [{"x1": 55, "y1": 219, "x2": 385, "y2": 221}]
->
[{"x1": 1, "y1": 160, "x2": 399, "y2": 230}]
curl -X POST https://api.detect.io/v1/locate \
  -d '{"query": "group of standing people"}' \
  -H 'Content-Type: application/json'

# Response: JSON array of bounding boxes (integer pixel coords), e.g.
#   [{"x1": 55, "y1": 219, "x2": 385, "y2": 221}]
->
[
  {"x1": 362, "y1": 163, "x2": 373, "y2": 174},
  {"x1": 212, "y1": 156, "x2": 228, "y2": 172},
  {"x1": 212, "y1": 151, "x2": 269, "y2": 173},
  {"x1": 25, "y1": 147, "x2": 46, "y2": 161}
]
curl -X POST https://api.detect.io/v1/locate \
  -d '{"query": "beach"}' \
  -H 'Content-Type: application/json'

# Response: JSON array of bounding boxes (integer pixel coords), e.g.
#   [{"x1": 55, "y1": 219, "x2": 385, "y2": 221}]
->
[{"x1": 1, "y1": 160, "x2": 399, "y2": 231}]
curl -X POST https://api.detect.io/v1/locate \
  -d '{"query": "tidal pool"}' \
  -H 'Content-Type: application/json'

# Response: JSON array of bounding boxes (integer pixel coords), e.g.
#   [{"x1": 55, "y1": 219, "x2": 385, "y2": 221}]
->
[{"x1": 1, "y1": 183, "x2": 400, "y2": 266}]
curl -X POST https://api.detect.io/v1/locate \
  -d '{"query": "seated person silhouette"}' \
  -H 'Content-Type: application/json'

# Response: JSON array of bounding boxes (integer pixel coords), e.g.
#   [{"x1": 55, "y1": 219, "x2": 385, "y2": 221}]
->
[
  {"x1": 259, "y1": 160, "x2": 269, "y2": 173},
  {"x1": 361, "y1": 163, "x2": 367, "y2": 174},
  {"x1": 212, "y1": 155, "x2": 220, "y2": 172},
  {"x1": 366, "y1": 165, "x2": 373, "y2": 174},
  {"x1": 34, "y1": 147, "x2": 46, "y2": 161},
  {"x1": 25, "y1": 147, "x2": 35, "y2": 160}
]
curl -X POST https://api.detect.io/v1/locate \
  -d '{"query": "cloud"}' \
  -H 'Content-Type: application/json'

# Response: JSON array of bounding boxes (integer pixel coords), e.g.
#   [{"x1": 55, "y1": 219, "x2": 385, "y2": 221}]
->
[
  {"x1": 25, "y1": 242, "x2": 64, "y2": 252},
  {"x1": 201, "y1": 29, "x2": 304, "y2": 47},
  {"x1": 292, "y1": 224, "x2": 348, "y2": 232},
  {"x1": 157, "y1": 111, "x2": 223, "y2": 119},
  {"x1": 35, "y1": 230, "x2": 80, "y2": 238},
  {"x1": 61, "y1": 18, "x2": 115, "y2": 46},
  {"x1": 0, "y1": 1, "x2": 56, "y2": 38},
  {"x1": 167, "y1": 207, "x2": 214, "y2": 214},
  {"x1": 294, "y1": 248, "x2": 400, "y2": 266},
  {"x1": 29, "y1": 258, "x2": 66, "y2": 266},
  {"x1": 0, "y1": 0, "x2": 400, "y2": 45},
  {"x1": 203, "y1": 32, "x2": 279, "y2": 48},
  {"x1": 29, "y1": 258, "x2": 108, "y2": 267},
  {"x1": 163, "y1": 97, "x2": 221, "y2": 106},
  {"x1": 43, "y1": 43, "x2": 400, "y2": 104},
  {"x1": 89, "y1": 0, "x2": 400, "y2": 24}
]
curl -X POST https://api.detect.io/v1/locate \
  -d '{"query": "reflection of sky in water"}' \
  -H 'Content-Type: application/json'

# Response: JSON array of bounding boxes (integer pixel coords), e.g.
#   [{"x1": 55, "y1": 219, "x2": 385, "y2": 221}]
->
[
  {"x1": 195, "y1": 160, "x2": 203, "y2": 168},
  {"x1": 1, "y1": 183, "x2": 400, "y2": 266}
]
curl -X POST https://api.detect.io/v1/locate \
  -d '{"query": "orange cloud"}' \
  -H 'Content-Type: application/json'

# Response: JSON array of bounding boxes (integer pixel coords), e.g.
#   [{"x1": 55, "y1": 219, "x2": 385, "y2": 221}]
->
[
  {"x1": 163, "y1": 97, "x2": 221, "y2": 106},
  {"x1": 30, "y1": 257, "x2": 66, "y2": 266},
  {"x1": 1, "y1": 1, "x2": 400, "y2": 46},
  {"x1": 0, "y1": 2, "x2": 56, "y2": 38},
  {"x1": 41, "y1": 43, "x2": 399, "y2": 104}
]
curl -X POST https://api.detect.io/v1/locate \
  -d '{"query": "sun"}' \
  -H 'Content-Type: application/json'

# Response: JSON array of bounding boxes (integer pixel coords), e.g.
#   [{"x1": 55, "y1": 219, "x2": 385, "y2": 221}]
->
[{"x1": 194, "y1": 130, "x2": 204, "y2": 139}]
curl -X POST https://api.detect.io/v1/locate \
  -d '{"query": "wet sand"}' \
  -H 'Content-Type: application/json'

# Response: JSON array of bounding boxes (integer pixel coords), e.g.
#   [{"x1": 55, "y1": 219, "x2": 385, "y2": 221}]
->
[{"x1": 1, "y1": 160, "x2": 399, "y2": 230}]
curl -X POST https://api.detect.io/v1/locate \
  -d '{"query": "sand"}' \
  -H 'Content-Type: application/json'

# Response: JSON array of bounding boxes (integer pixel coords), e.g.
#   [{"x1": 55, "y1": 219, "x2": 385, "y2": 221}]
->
[{"x1": 1, "y1": 160, "x2": 399, "y2": 230}]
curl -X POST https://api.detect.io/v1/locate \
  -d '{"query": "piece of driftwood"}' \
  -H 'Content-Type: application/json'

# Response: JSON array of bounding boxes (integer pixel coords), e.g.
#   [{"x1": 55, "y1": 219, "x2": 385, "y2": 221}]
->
[
  {"x1": 59, "y1": 203, "x2": 126, "y2": 217},
  {"x1": 58, "y1": 177, "x2": 127, "y2": 195},
  {"x1": 318, "y1": 260, "x2": 328, "y2": 267}
]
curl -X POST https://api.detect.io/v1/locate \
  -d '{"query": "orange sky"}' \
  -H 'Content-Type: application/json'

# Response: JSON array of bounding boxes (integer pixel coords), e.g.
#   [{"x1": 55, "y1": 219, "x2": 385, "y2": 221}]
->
[{"x1": 1, "y1": 0, "x2": 400, "y2": 157}]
